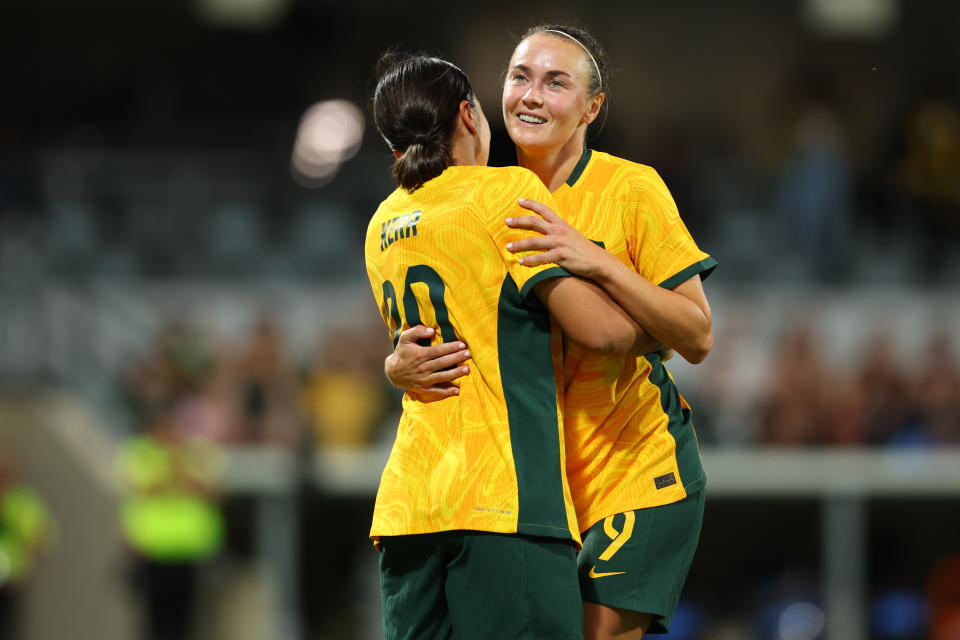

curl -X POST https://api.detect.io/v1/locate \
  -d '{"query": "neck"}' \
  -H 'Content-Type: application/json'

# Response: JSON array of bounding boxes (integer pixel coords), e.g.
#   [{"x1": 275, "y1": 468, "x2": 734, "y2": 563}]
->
[
  {"x1": 449, "y1": 146, "x2": 476, "y2": 167},
  {"x1": 515, "y1": 134, "x2": 587, "y2": 192},
  {"x1": 449, "y1": 130, "x2": 480, "y2": 167}
]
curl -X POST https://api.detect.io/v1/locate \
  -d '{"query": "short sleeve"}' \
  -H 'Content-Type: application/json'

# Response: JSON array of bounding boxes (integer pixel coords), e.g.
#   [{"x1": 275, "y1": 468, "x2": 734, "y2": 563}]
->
[
  {"x1": 480, "y1": 170, "x2": 572, "y2": 301},
  {"x1": 624, "y1": 168, "x2": 717, "y2": 289}
]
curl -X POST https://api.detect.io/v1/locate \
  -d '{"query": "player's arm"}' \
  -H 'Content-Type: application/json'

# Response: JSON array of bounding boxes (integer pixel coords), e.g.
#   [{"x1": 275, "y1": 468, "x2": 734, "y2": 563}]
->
[
  {"x1": 383, "y1": 326, "x2": 472, "y2": 402},
  {"x1": 507, "y1": 198, "x2": 712, "y2": 363},
  {"x1": 531, "y1": 274, "x2": 654, "y2": 357}
]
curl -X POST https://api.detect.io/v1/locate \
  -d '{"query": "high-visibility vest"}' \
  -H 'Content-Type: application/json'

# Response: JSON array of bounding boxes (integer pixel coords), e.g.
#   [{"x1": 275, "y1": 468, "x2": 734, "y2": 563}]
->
[{"x1": 116, "y1": 435, "x2": 225, "y2": 562}]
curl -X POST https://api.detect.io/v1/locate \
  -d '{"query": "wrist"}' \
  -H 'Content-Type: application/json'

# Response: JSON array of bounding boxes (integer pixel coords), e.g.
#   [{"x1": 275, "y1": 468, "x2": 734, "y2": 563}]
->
[
  {"x1": 384, "y1": 353, "x2": 398, "y2": 387},
  {"x1": 592, "y1": 251, "x2": 628, "y2": 286}
]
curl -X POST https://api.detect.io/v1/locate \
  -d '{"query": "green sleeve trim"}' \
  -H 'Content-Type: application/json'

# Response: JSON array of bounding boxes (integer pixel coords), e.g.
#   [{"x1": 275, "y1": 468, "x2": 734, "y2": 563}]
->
[
  {"x1": 658, "y1": 256, "x2": 718, "y2": 290},
  {"x1": 519, "y1": 266, "x2": 573, "y2": 301}
]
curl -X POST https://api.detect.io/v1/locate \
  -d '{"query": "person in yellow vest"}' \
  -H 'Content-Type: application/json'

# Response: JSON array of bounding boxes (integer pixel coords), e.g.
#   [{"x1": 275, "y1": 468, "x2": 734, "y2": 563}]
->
[
  {"x1": 385, "y1": 26, "x2": 716, "y2": 640},
  {"x1": 366, "y1": 52, "x2": 661, "y2": 640},
  {"x1": 116, "y1": 411, "x2": 225, "y2": 640},
  {"x1": 0, "y1": 458, "x2": 57, "y2": 638}
]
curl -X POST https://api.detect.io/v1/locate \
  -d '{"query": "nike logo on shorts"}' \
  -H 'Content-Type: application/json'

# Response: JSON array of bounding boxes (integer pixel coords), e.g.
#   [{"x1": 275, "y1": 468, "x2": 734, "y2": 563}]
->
[{"x1": 588, "y1": 566, "x2": 625, "y2": 578}]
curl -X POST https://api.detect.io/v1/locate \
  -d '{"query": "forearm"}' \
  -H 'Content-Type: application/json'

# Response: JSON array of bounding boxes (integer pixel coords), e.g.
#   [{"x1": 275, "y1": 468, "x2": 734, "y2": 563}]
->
[
  {"x1": 594, "y1": 255, "x2": 712, "y2": 363},
  {"x1": 535, "y1": 276, "x2": 655, "y2": 357}
]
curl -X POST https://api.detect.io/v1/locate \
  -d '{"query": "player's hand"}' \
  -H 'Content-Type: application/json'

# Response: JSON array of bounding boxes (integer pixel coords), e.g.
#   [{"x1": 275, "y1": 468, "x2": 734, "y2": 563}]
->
[
  {"x1": 505, "y1": 198, "x2": 613, "y2": 279},
  {"x1": 385, "y1": 326, "x2": 471, "y2": 403}
]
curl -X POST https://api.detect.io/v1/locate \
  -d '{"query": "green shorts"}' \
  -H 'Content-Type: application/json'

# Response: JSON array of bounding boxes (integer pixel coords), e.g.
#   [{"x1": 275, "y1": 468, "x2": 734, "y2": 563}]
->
[
  {"x1": 379, "y1": 531, "x2": 583, "y2": 640},
  {"x1": 577, "y1": 490, "x2": 705, "y2": 634}
]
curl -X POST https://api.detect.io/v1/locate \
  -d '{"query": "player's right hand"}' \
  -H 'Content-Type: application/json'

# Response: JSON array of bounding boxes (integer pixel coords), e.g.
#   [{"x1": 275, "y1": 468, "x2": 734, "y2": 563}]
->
[{"x1": 385, "y1": 326, "x2": 471, "y2": 403}]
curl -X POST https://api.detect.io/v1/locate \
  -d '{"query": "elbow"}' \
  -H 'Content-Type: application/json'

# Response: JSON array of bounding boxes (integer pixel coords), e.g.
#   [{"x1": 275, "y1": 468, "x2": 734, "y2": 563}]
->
[
  {"x1": 682, "y1": 332, "x2": 713, "y2": 364},
  {"x1": 581, "y1": 323, "x2": 637, "y2": 357}
]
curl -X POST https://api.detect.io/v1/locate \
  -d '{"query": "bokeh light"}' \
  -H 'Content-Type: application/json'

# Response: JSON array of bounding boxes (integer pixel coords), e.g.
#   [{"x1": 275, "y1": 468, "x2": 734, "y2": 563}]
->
[{"x1": 290, "y1": 100, "x2": 365, "y2": 187}]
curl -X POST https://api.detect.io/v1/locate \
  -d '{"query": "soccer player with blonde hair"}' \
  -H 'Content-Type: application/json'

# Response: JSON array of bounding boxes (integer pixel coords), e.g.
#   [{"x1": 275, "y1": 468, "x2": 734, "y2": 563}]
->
[
  {"x1": 386, "y1": 26, "x2": 716, "y2": 640},
  {"x1": 366, "y1": 51, "x2": 660, "y2": 640}
]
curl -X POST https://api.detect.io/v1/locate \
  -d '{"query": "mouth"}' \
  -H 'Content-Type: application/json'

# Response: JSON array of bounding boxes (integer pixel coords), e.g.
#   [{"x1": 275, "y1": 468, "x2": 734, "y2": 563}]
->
[{"x1": 516, "y1": 113, "x2": 547, "y2": 125}]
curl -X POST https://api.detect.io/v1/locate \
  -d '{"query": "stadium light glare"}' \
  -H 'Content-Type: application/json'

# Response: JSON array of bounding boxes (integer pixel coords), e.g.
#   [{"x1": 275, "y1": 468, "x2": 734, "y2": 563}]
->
[
  {"x1": 291, "y1": 100, "x2": 365, "y2": 187},
  {"x1": 195, "y1": 0, "x2": 290, "y2": 28},
  {"x1": 803, "y1": 0, "x2": 898, "y2": 38}
]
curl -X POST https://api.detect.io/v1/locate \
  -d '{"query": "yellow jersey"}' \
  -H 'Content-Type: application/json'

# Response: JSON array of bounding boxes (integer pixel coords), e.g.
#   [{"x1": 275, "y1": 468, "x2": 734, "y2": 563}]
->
[
  {"x1": 552, "y1": 149, "x2": 717, "y2": 532},
  {"x1": 364, "y1": 164, "x2": 581, "y2": 545}
]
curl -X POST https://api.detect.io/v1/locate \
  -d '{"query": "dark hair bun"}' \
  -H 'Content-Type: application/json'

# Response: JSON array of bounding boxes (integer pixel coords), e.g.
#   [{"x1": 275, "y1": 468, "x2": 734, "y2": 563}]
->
[{"x1": 372, "y1": 53, "x2": 475, "y2": 192}]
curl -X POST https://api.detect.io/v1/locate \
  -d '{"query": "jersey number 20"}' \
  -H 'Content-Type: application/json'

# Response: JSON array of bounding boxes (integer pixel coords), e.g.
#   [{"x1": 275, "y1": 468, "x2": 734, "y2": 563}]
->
[{"x1": 382, "y1": 264, "x2": 459, "y2": 347}]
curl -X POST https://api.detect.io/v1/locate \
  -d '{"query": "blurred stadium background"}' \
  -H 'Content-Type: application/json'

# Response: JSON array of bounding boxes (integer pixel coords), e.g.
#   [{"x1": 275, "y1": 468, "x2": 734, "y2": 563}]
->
[{"x1": 1, "y1": 0, "x2": 959, "y2": 638}]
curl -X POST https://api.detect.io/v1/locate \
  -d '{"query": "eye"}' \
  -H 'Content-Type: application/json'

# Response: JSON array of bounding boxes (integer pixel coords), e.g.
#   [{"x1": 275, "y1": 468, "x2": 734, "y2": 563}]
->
[
  {"x1": 511, "y1": 72, "x2": 527, "y2": 82},
  {"x1": 549, "y1": 79, "x2": 565, "y2": 89}
]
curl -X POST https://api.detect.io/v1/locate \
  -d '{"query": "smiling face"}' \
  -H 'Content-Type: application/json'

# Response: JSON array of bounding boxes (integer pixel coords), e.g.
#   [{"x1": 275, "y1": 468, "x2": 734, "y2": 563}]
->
[{"x1": 502, "y1": 33, "x2": 604, "y2": 155}]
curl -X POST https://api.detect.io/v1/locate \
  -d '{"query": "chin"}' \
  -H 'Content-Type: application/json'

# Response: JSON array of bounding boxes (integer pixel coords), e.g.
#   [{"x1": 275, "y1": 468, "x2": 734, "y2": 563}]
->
[{"x1": 507, "y1": 127, "x2": 545, "y2": 148}]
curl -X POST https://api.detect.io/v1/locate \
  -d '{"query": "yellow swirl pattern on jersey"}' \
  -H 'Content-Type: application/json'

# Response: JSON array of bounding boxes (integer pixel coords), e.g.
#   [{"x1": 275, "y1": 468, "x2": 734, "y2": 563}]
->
[
  {"x1": 365, "y1": 165, "x2": 581, "y2": 545},
  {"x1": 553, "y1": 150, "x2": 717, "y2": 533}
]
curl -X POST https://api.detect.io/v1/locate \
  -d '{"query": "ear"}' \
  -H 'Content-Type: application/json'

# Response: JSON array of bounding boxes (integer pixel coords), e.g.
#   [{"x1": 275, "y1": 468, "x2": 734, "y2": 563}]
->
[
  {"x1": 459, "y1": 100, "x2": 479, "y2": 136},
  {"x1": 581, "y1": 92, "x2": 606, "y2": 126}
]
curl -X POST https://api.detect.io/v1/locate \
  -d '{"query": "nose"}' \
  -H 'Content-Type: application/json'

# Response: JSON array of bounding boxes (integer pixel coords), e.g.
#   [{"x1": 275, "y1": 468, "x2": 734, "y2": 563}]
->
[{"x1": 521, "y1": 84, "x2": 543, "y2": 107}]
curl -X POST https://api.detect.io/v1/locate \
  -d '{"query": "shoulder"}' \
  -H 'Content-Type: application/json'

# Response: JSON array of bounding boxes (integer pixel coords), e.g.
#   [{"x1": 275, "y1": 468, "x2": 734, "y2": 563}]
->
[
  {"x1": 593, "y1": 151, "x2": 661, "y2": 186},
  {"x1": 578, "y1": 151, "x2": 663, "y2": 201},
  {"x1": 470, "y1": 165, "x2": 546, "y2": 194},
  {"x1": 466, "y1": 166, "x2": 550, "y2": 220},
  {"x1": 366, "y1": 195, "x2": 398, "y2": 237}
]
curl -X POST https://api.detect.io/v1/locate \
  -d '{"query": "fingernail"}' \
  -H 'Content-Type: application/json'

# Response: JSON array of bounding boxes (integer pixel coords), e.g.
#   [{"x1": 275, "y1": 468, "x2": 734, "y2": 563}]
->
[
  {"x1": 505, "y1": 218, "x2": 513, "y2": 224},
  {"x1": 458, "y1": 342, "x2": 466, "y2": 349},
  {"x1": 463, "y1": 351, "x2": 470, "y2": 357},
  {"x1": 518, "y1": 257, "x2": 525, "y2": 264},
  {"x1": 506, "y1": 242, "x2": 513, "y2": 250},
  {"x1": 461, "y1": 367, "x2": 469, "y2": 373}
]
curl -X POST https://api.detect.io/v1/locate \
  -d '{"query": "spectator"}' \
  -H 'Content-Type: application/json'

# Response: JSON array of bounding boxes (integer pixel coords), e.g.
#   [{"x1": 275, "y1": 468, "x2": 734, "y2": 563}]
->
[
  {"x1": 223, "y1": 316, "x2": 302, "y2": 448},
  {"x1": 0, "y1": 453, "x2": 56, "y2": 639},
  {"x1": 898, "y1": 101, "x2": 960, "y2": 279},
  {"x1": 301, "y1": 323, "x2": 395, "y2": 449},
  {"x1": 759, "y1": 325, "x2": 825, "y2": 445},
  {"x1": 116, "y1": 409, "x2": 226, "y2": 640},
  {"x1": 859, "y1": 331, "x2": 914, "y2": 444},
  {"x1": 774, "y1": 100, "x2": 854, "y2": 282},
  {"x1": 912, "y1": 331, "x2": 960, "y2": 445}
]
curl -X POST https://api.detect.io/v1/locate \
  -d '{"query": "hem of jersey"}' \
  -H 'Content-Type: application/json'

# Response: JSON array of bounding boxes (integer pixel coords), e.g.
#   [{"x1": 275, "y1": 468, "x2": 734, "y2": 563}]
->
[
  {"x1": 517, "y1": 521, "x2": 576, "y2": 534},
  {"x1": 658, "y1": 256, "x2": 718, "y2": 290},
  {"x1": 518, "y1": 522, "x2": 580, "y2": 548},
  {"x1": 681, "y1": 473, "x2": 706, "y2": 496},
  {"x1": 565, "y1": 147, "x2": 593, "y2": 186},
  {"x1": 576, "y1": 475, "x2": 706, "y2": 535},
  {"x1": 518, "y1": 266, "x2": 573, "y2": 300},
  {"x1": 581, "y1": 594, "x2": 670, "y2": 618}
]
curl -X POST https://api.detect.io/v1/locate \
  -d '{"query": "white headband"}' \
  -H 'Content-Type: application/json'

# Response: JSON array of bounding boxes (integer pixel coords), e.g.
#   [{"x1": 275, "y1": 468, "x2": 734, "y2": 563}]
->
[{"x1": 543, "y1": 29, "x2": 602, "y2": 91}]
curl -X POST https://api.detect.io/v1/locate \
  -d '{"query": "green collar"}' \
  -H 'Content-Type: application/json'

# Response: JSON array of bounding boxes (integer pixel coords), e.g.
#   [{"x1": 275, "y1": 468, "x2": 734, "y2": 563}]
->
[{"x1": 565, "y1": 148, "x2": 592, "y2": 187}]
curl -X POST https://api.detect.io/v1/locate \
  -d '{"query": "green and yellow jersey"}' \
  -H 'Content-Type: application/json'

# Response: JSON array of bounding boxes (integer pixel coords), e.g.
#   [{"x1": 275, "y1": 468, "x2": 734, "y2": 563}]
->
[
  {"x1": 552, "y1": 149, "x2": 717, "y2": 533},
  {"x1": 364, "y1": 165, "x2": 580, "y2": 545}
]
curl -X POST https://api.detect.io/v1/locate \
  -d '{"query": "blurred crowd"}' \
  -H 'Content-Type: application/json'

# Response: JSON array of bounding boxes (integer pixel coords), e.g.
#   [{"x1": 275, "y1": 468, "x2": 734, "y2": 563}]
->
[
  {"x1": 115, "y1": 310, "x2": 960, "y2": 455},
  {"x1": 757, "y1": 327, "x2": 960, "y2": 447},
  {"x1": 694, "y1": 324, "x2": 960, "y2": 448},
  {"x1": 118, "y1": 316, "x2": 398, "y2": 454}
]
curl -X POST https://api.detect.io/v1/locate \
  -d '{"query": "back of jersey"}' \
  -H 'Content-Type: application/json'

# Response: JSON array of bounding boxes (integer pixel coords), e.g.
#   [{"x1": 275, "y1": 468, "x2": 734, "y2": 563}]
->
[{"x1": 364, "y1": 164, "x2": 579, "y2": 545}]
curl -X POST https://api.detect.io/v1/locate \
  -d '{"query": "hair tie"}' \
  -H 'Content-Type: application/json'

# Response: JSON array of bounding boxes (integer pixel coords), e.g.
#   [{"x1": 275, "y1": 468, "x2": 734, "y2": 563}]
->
[{"x1": 543, "y1": 29, "x2": 602, "y2": 91}]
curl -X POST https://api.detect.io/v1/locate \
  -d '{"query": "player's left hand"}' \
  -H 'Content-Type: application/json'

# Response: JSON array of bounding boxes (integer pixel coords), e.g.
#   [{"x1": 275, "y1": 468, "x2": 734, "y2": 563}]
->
[{"x1": 506, "y1": 198, "x2": 612, "y2": 279}]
